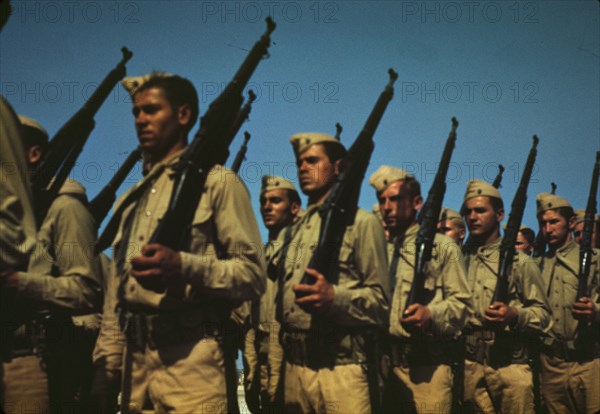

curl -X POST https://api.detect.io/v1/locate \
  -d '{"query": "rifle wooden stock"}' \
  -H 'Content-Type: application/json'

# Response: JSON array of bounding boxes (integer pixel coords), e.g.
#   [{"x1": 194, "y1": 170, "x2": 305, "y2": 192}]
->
[
  {"x1": 577, "y1": 151, "x2": 600, "y2": 301},
  {"x1": 300, "y1": 69, "x2": 398, "y2": 286},
  {"x1": 88, "y1": 146, "x2": 142, "y2": 226},
  {"x1": 231, "y1": 131, "x2": 251, "y2": 173},
  {"x1": 32, "y1": 47, "x2": 133, "y2": 226},
  {"x1": 406, "y1": 117, "x2": 458, "y2": 308},
  {"x1": 491, "y1": 135, "x2": 539, "y2": 304},
  {"x1": 147, "y1": 18, "x2": 275, "y2": 255}
]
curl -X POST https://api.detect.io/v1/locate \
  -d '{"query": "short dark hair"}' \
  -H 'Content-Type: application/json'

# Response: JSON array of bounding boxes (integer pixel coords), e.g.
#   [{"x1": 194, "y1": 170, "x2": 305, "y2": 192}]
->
[
  {"x1": 286, "y1": 189, "x2": 301, "y2": 207},
  {"x1": 402, "y1": 176, "x2": 421, "y2": 199},
  {"x1": 553, "y1": 206, "x2": 575, "y2": 222},
  {"x1": 519, "y1": 227, "x2": 535, "y2": 245},
  {"x1": 21, "y1": 125, "x2": 48, "y2": 153},
  {"x1": 321, "y1": 142, "x2": 347, "y2": 163},
  {"x1": 136, "y1": 74, "x2": 199, "y2": 133}
]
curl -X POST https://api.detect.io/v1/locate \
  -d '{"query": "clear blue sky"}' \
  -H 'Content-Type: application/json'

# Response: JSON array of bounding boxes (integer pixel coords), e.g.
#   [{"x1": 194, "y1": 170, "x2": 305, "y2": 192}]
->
[{"x1": 2, "y1": 0, "x2": 599, "y2": 241}]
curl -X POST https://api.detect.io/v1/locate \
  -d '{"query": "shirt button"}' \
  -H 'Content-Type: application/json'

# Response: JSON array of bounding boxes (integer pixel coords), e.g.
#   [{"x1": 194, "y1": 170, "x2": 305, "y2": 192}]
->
[
  {"x1": 306, "y1": 224, "x2": 311, "y2": 229},
  {"x1": 151, "y1": 188, "x2": 157, "y2": 194},
  {"x1": 139, "y1": 236, "x2": 145, "y2": 242},
  {"x1": 145, "y1": 210, "x2": 151, "y2": 217}
]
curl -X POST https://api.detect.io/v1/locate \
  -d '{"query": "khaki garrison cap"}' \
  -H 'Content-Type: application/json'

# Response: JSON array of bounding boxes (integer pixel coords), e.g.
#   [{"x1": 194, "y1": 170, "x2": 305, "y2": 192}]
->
[
  {"x1": 536, "y1": 192, "x2": 571, "y2": 215},
  {"x1": 261, "y1": 175, "x2": 298, "y2": 195},
  {"x1": 574, "y1": 209, "x2": 600, "y2": 224},
  {"x1": 369, "y1": 165, "x2": 415, "y2": 193},
  {"x1": 463, "y1": 179, "x2": 502, "y2": 203},
  {"x1": 18, "y1": 115, "x2": 49, "y2": 141},
  {"x1": 439, "y1": 207, "x2": 463, "y2": 223},
  {"x1": 289, "y1": 132, "x2": 343, "y2": 157},
  {"x1": 122, "y1": 72, "x2": 173, "y2": 96}
]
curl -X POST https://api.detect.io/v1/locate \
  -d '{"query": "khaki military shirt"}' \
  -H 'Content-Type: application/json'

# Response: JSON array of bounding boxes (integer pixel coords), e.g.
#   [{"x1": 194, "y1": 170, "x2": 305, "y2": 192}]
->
[
  {"x1": 16, "y1": 181, "x2": 102, "y2": 318},
  {"x1": 541, "y1": 240, "x2": 600, "y2": 342},
  {"x1": 463, "y1": 237, "x2": 551, "y2": 334},
  {"x1": 0, "y1": 97, "x2": 36, "y2": 271},
  {"x1": 108, "y1": 152, "x2": 265, "y2": 311},
  {"x1": 388, "y1": 223, "x2": 472, "y2": 339},
  {"x1": 270, "y1": 205, "x2": 389, "y2": 364}
]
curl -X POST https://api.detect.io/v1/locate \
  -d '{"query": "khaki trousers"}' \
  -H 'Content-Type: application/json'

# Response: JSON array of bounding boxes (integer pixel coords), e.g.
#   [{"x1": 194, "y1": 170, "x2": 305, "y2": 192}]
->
[
  {"x1": 127, "y1": 338, "x2": 227, "y2": 414},
  {"x1": 540, "y1": 354, "x2": 599, "y2": 414},
  {"x1": 463, "y1": 360, "x2": 534, "y2": 413},
  {"x1": 2, "y1": 355, "x2": 49, "y2": 413},
  {"x1": 387, "y1": 364, "x2": 453, "y2": 414},
  {"x1": 284, "y1": 361, "x2": 370, "y2": 414}
]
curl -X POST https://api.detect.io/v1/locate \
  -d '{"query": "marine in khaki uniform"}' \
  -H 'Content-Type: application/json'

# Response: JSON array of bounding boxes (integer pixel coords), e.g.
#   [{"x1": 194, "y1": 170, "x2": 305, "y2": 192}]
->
[
  {"x1": 0, "y1": 97, "x2": 37, "y2": 409},
  {"x1": 98, "y1": 73, "x2": 265, "y2": 412},
  {"x1": 438, "y1": 207, "x2": 466, "y2": 246},
  {"x1": 0, "y1": 99, "x2": 36, "y2": 273},
  {"x1": 461, "y1": 180, "x2": 551, "y2": 414},
  {"x1": 370, "y1": 166, "x2": 472, "y2": 414},
  {"x1": 269, "y1": 133, "x2": 389, "y2": 414},
  {"x1": 536, "y1": 193, "x2": 600, "y2": 414},
  {"x1": 2, "y1": 116, "x2": 103, "y2": 412},
  {"x1": 573, "y1": 209, "x2": 600, "y2": 248},
  {"x1": 244, "y1": 176, "x2": 301, "y2": 413}
]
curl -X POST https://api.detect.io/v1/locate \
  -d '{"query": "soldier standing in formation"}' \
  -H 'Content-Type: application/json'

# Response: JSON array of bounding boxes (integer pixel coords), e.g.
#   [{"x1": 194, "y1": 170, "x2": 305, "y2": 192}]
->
[
  {"x1": 460, "y1": 179, "x2": 551, "y2": 413},
  {"x1": 437, "y1": 207, "x2": 466, "y2": 247},
  {"x1": 245, "y1": 175, "x2": 302, "y2": 413},
  {"x1": 536, "y1": 193, "x2": 599, "y2": 414},
  {"x1": 268, "y1": 133, "x2": 389, "y2": 413},
  {"x1": 97, "y1": 73, "x2": 266, "y2": 412},
  {"x1": 369, "y1": 165, "x2": 472, "y2": 413},
  {"x1": 2, "y1": 116, "x2": 102, "y2": 412}
]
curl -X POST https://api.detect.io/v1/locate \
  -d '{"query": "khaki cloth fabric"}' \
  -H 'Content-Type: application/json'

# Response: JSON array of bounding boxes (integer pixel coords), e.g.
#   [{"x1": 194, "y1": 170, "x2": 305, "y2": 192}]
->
[
  {"x1": 105, "y1": 152, "x2": 265, "y2": 411},
  {"x1": 464, "y1": 359, "x2": 534, "y2": 413},
  {"x1": 269, "y1": 205, "x2": 389, "y2": 410},
  {"x1": 540, "y1": 353, "x2": 599, "y2": 414},
  {"x1": 387, "y1": 224, "x2": 471, "y2": 339},
  {"x1": 539, "y1": 240, "x2": 600, "y2": 414},
  {"x1": 283, "y1": 361, "x2": 370, "y2": 414},
  {"x1": 0, "y1": 97, "x2": 36, "y2": 271},
  {"x1": 462, "y1": 236, "x2": 552, "y2": 413},
  {"x1": 4, "y1": 180, "x2": 102, "y2": 411},
  {"x1": 386, "y1": 224, "x2": 471, "y2": 413},
  {"x1": 391, "y1": 364, "x2": 453, "y2": 414}
]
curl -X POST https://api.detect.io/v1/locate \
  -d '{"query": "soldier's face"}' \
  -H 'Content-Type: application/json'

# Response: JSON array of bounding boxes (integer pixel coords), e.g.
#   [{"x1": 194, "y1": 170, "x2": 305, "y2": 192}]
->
[
  {"x1": 463, "y1": 196, "x2": 503, "y2": 238},
  {"x1": 437, "y1": 219, "x2": 465, "y2": 246},
  {"x1": 260, "y1": 189, "x2": 299, "y2": 231},
  {"x1": 515, "y1": 231, "x2": 533, "y2": 254},
  {"x1": 296, "y1": 144, "x2": 338, "y2": 199},
  {"x1": 539, "y1": 210, "x2": 573, "y2": 248},
  {"x1": 132, "y1": 87, "x2": 187, "y2": 158},
  {"x1": 573, "y1": 221, "x2": 598, "y2": 247},
  {"x1": 377, "y1": 180, "x2": 422, "y2": 233}
]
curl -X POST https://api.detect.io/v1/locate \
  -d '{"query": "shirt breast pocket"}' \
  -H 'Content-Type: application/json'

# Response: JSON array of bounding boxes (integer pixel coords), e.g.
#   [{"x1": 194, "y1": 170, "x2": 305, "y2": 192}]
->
[{"x1": 188, "y1": 205, "x2": 215, "y2": 255}]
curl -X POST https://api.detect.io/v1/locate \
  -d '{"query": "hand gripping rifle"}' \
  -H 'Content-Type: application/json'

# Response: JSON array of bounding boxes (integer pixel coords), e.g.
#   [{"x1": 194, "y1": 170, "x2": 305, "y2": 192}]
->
[
  {"x1": 577, "y1": 152, "x2": 600, "y2": 301},
  {"x1": 405, "y1": 117, "x2": 458, "y2": 309},
  {"x1": 299, "y1": 68, "x2": 398, "y2": 286},
  {"x1": 88, "y1": 146, "x2": 142, "y2": 227},
  {"x1": 297, "y1": 69, "x2": 397, "y2": 413},
  {"x1": 31, "y1": 47, "x2": 133, "y2": 226},
  {"x1": 491, "y1": 136, "x2": 539, "y2": 304},
  {"x1": 145, "y1": 18, "x2": 275, "y2": 256}
]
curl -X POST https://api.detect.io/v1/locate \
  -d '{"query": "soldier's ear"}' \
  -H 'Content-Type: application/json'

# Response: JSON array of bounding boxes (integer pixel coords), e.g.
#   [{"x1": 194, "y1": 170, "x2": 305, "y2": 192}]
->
[
  {"x1": 27, "y1": 145, "x2": 43, "y2": 165},
  {"x1": 413, "y1": 195, "x2": 424, "y2": 211},
  {"x1": 496, "y1": 208, "x2": 505, "y2": 223},
  {"x1": 177, "y1": 104, "x2": 192, "y2": 129},
  {"x1": 290, "y1": 201, "x2": 301, "y2": 216}
]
